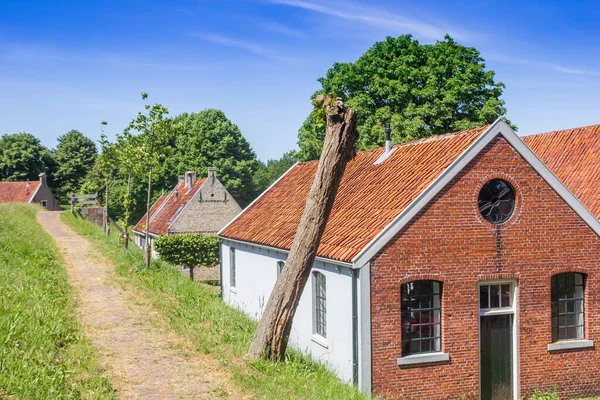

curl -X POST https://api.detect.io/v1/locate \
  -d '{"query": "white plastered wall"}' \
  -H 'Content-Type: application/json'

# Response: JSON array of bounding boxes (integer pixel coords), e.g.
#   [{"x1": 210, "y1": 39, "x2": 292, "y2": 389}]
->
[{"x1": 221, "y1": 239, "x2": 355, "y2": 382}]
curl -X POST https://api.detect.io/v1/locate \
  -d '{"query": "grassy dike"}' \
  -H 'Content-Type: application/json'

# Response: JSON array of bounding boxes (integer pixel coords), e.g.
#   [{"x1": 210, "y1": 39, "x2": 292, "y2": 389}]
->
[
  {"x1": 61, "y1": 211, "x2": 369, "y2": 400},
  {"x1": 0, "y1": 204, "x2": 114, "y2": 399}
]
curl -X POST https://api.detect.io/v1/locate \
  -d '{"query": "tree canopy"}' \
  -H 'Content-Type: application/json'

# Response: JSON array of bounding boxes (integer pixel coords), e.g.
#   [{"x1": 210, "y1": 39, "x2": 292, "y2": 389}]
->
[
  {"x1": 53, "y1": 130, "x2": 97, "y2": 201},
  {"x1": 0, "y1": 133, "x2": 54, "y2": 181},
  {"x1": 162, "y1": 109, "x2": 260, "y2": 207},
  {"x1": 297, "y1": 35, "x2": 511, "y2": 161}
]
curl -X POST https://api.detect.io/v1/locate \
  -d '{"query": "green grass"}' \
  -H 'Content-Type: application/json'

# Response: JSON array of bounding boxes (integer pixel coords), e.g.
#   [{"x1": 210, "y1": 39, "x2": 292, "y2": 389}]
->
[
  {"x1": 0, "y1": 204, "x2": 114, "y2": 399},
  {"x1": 61, "y1": 211, "x2": 370, "y2": 400}
]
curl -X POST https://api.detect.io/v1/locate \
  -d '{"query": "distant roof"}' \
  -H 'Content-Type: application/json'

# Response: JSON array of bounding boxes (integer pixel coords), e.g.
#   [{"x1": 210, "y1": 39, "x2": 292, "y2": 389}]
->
[
  {"x1": 524, "y1": 123, "x2": 600, "y2": 220},
  {"x1": 0, "y1": 181, "x2": 40, "y2": 204},
  {"x1": 134, "y1": 178, "x2": 206, "y2": 236},
  {"x1": 220, "y1": 125, "x2": 489, "y2": 262}
]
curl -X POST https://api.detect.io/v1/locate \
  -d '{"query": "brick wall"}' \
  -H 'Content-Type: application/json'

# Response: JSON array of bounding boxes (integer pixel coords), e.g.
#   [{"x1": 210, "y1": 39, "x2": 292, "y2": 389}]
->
[{"x1": 370, "y1": 136, "x2": 600, "y2": 399}]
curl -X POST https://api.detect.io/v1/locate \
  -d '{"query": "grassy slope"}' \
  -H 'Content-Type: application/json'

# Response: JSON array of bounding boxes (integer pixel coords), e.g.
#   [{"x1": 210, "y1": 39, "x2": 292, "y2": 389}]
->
[
  {"x1": 62, "y1": 211, "x2": 369, "y2": 400},
  {"x1": 0, "y1": 204, "x2": 114, "y2": 399}
]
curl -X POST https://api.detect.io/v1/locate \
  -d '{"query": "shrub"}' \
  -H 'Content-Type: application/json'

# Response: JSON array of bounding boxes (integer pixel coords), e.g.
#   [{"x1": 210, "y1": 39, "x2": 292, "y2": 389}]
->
[{"x1": 154, "y1": 233, "x2": 219, "y2": 280}]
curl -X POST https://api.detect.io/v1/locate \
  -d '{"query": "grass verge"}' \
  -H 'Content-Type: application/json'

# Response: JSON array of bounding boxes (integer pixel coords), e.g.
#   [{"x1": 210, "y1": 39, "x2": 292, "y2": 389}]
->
[
  {"x1": 0, "y1": 204, "x2": 114, "y2": 399},
  {"x1": 61, "y1": 211, "x2": 369, "y2": 399}
]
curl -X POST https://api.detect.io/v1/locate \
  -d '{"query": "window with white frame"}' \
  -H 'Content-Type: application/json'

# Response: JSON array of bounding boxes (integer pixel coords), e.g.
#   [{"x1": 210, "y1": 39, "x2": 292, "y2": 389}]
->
[
  {"x1": 313, "y1": 271, "x2": 326, "y2": 338},
  {"x1": 276, "y1": 261, "x2": 285, "y2": 278},
  {"x1": 401, "y1": 280, "x2": 442, "y2": 355},
  {"x1": 551, "y1": 272, "x2": 585, "y2": 342},
  {"x1": 229, "y1": 247, "x2": 236, "y2": 288}
]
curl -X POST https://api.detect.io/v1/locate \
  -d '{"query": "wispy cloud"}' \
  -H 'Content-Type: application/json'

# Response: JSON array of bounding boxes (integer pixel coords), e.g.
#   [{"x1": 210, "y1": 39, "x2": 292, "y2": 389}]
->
[
  {"x1": 486, "y1": 53, "x2": 600, "y2": 77},
  {"x1": 189, "y1": 33, "x2": 298, "y2": 63},
  {"x1": 266, "y1": 0, "x2": 471, "y2": 41},
  {"x1": 261, "y1": 20, "x2": 305, "y2": 39}
]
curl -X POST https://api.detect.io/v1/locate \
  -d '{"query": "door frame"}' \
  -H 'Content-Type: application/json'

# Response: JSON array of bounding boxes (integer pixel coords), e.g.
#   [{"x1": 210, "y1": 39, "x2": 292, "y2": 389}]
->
[{"x1": 478, "y1": 279, "x2": 519, "y2": 399}]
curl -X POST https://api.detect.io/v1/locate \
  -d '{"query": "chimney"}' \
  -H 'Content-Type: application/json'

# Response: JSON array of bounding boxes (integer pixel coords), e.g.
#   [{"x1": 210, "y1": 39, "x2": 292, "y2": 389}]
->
[
  {"x1": 185, "y1": 171, "x2": 195, "y2": 190},
  {"x1": 374, "y1": 123, "x2": 396, "y2": 165},
  {"x1": 39, "y1": 172, "x2": 47, "y2": 187},
  {"x1": 178, "y1": 175, "x2": 184, "y2": 185},
  {"x1": 385, "y1": 123, "x2": 392, "y2": 154},
  {"x1": 208, "y1": 167, "x2": 216, "y2": 184},
  {"x1": 26, "y1": 181, "x2": 30, "y2": 195}
]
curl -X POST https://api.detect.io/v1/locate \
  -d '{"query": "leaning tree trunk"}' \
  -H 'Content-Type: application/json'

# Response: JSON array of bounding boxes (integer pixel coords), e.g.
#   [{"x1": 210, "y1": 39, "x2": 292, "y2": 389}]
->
[
  {"x1": 248, "y1": 98, "x2": 358, "y2": 361},
  {"x1": 144, "y1": 166, "x2": 153, "y2": 268}
]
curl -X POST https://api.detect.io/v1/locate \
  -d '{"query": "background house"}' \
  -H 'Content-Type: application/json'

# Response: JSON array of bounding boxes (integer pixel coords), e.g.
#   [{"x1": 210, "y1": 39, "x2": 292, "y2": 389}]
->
[
  {"x1": 133, "y1": 168, "x2": 241, "y2": 256},
  {"x1": 218, "y1": 120, "x2": 600, "y2": 400},
  {"x1": 0, "y1": 173, "x2": 61, "y2": 210}
]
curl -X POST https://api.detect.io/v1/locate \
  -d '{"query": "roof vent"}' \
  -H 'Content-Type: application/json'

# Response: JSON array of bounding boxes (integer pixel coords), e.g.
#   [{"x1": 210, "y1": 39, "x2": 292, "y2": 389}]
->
[{"x1": 374, "y1": 123, "x2": 397, "y2": 165}]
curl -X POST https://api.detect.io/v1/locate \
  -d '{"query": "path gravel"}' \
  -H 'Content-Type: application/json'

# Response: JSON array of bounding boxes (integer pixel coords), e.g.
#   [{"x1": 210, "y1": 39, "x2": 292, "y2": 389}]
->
[{"x1": 37, "y1": 211, "x2": 246, "y2": 399}]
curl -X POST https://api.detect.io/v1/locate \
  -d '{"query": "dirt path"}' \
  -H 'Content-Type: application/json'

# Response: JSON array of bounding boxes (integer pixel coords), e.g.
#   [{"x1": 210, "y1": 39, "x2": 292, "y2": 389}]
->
[{"x1": 37, "y1": 212, "x2": 246, "y2": 400}]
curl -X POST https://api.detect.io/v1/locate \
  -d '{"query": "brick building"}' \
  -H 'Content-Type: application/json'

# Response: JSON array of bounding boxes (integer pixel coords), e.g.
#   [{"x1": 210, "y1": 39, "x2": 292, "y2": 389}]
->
[
  {"x1": 218, "y1": 120, "x2": 600, "y2": 399},
  {"x1": 0, "y1": 173, "x2": 61, "y2": 210},
  {"x1": 133, "y1": 168, "x2": 241, "y2": 254}
]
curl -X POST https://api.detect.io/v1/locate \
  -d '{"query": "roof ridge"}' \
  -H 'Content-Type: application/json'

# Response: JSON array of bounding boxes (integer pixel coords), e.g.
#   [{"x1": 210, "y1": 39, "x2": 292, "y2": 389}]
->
[
  {"x1": 524, "y1": 122, "x2": 600, "y2": 139},
  {"x1": 297, "y1": 125, "x2": 489, "y2": 166}
]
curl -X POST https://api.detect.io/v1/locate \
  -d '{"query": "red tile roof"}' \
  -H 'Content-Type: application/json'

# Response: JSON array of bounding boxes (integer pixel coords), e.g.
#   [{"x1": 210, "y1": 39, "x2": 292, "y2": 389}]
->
[
  {"x1": 220, "y1": 126, "x2": 490, "y2": 262},
  {"x1": 0, "y1": 181, "x2": 40, "y2": 204},
  {"x1": 134, "y1": 178, "x2": 206, "y2": 235},
  {"x1": 524, "y1": 124, "x2": 600, "y2": 220}
]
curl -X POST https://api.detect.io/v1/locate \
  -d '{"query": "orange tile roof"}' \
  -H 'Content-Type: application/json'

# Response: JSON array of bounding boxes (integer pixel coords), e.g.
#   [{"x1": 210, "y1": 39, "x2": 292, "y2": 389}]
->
[
  {"x1": 134, "y1": 178, "x2": 206, "y2": 236},
  {"x1": 0, "y1": 181, "x2": 40, "y2": 203},
  {"x1": 220, "y1": 125, "x2": 490, "y2": 262},
  {"x1": 524, "y1": 123, "x2": 600, "y2": 220}
]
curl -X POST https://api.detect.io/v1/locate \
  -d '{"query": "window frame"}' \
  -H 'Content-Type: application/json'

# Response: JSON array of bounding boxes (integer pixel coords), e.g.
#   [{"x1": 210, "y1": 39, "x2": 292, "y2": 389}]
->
[
  {"x1": 551, "y1": 272, "x2": 585, "y2": 342},
  {"x1": 312, "y1": 271, "x2": 327, "y2": 339},
  {"x1": 276, "y1": 261, "x2": 285, "y2": 278},
  {"x1": 229, "y1": 247, "x2": 236, "y2": 289},
  {"x1": 400, "y1": 280, "x2": 442, "y2": 357}
]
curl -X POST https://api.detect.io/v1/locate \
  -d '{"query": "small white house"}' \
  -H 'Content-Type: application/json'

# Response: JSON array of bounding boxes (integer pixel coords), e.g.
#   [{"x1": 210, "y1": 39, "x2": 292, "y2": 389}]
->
[{"x1": 218, "y1": 120, "x2": 600, "y2": 399}]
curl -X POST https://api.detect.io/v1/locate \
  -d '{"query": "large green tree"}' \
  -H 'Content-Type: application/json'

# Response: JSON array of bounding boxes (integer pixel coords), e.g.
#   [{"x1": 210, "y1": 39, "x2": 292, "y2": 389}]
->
[
  {"x1": 0, "y1": 133, "x2": 54, "y2": 181},
  {"x1": 53, "y1": 130, "x2": 98, "y2": 201},
  {"x1": 297, "y1": 35, "x2": 511, "y2": 161},
  {"x1": 162, "y1": 109, "x2": 260, "y2": 207}
]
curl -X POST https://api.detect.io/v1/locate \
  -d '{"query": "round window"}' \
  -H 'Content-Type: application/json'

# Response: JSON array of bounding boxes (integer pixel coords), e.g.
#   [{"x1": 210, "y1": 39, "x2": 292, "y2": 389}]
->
[{"x1": 478, "y1": 179, "x2": 515, "y2": 224}]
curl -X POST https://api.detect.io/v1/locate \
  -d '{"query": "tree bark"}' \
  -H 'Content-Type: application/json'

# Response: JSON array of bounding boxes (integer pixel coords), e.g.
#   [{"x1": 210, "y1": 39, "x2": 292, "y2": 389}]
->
[
  {"x1": 189, "y1": 266, "x2": 195, "y2": 281},
  {"x1": 248, "y1": 98, "x2": 358, "y2": 361},
  {"x1": 105, "y1": 180, "x2": 110, "y2": 236},
  {"x1": 144, "y1": 166, "x2": 153, "y2": 268},
  {"x1": 124, "y1": 174, "x2": 131, "y2": 249}
]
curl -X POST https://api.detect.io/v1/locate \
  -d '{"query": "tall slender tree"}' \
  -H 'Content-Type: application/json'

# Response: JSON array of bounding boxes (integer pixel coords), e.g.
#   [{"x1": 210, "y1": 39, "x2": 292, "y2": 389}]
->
[{"x1": 125, "y1": 93, "x2": 177, "y2": 267}]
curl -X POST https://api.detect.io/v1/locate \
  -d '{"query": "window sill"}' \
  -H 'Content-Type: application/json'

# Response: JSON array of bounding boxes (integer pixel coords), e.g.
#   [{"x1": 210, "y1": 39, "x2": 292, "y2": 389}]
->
[
  {"x1": 229, "y1": 287, "x2": 237, "y2": 294},
  {"x1": 548, "y1": 339, "x2": 594, "y2": 352},
  {"x1": 311, "y1": 334, "x2": 328, "y2": 349},
  {"x1": 397, "y1": 352, "x2": 450, "y2": 366}
]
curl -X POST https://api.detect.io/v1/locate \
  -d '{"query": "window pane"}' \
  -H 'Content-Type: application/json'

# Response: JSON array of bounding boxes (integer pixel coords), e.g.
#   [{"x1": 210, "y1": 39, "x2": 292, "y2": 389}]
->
[
  {"x1": 491, "y1": 285, "x2": 500, "y2": 308},
  {"x1": 501, "y1": 284, "x2": 511, "y2": 307},
  {"x1": 400, "y1": 280, "x2": 442, "y2": 355},
  {"x1": 551, "y1": 273, "x2": 586, "y2": 341},
  {"x1": 480, "y1": 285, "x2": 489, "y2": 309}
]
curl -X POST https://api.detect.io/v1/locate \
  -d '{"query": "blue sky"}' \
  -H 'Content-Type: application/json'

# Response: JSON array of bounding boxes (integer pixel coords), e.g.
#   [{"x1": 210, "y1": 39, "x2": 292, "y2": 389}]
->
[{"x1": 1, "y1": 0, "x2": 599, "y2": 161}]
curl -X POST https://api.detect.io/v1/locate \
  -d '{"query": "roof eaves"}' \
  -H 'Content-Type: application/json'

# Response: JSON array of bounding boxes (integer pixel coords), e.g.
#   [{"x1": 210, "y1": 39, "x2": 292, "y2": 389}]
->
[
  {"x1": 221, "y1": 236, "x2": 353, "y2": 268},
  {"x1": 218, "y1": 162, "x2": 300, "y2": 237}
]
